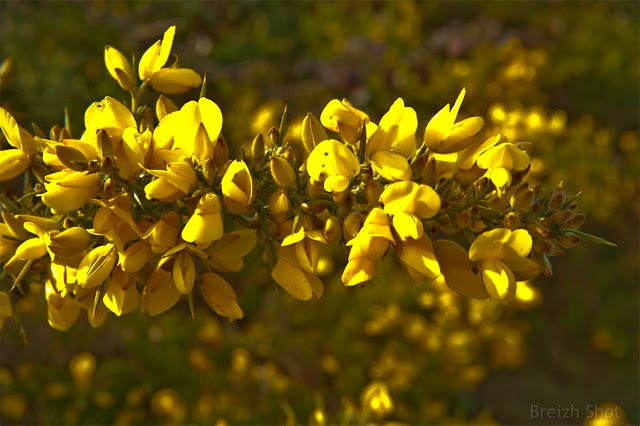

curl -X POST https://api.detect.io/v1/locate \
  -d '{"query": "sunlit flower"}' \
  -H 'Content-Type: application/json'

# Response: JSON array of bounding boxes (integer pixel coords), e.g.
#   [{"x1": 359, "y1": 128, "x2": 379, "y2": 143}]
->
[
  {"x1": 221, "y1": 160, "x2": 254, "y2": 214},
  {"x1": 320, "y1": 99, "x2": 369, "y2": 145},
  {"x1": 379, "y1": 181, "x2": 441, "y2": 241},
  {"x1": 424, "y1": 88, "x2": 484, "y2": 153},
  {"x1": 307, "y1": 139, "x2": 360, "y2": 193},
  {"x1": 138, "y1": 26, "x2": 202, "y2": 94}
]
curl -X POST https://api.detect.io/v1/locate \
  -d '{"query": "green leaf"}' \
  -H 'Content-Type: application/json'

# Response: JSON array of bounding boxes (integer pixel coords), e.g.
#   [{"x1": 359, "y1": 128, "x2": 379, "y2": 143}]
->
[{"x1": 566, "y1": 229, "x2": 617, "y2": 246}]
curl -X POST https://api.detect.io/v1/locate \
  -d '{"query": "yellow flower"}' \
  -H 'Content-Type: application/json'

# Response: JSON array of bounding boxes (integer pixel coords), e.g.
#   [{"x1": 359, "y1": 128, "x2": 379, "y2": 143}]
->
[
  {"x1": 144, "y1": 161, "x2": 197, "y2": 202},
  {"x1": 435, "y1": 228, "x2": 535, "y2": 301},
  {"x1": 366, "y1": 98, "x2": 417, "y2": 181},
  {"x1": 46, "y1": 280, "x2": 81, "y2": 331},
  {"x1": 0, "y1": 107, "x2": 36, "y2": 181},
  {"x1": 199, "y1": 272, "x2": 243, "y2": 320},
  {"x1": 104, "y1": 46, "x2": 135, "y2": 91},
  {"x1": 476, "y1": 142, "x2": 530, "y2": 193},
  {"x1": 204, "y1": 229, "x2": 257, "y2": 273},
  {"x1": 114, "y1": 127, "x2": 151, "y2": 180},
  {"x1": 181, "y1": 193, "x2": 224, "y2": 246},
  {"x1": 0, "y1": 150, "x2": 31, "y2": 182},
  {"x1": 84, "y1": 96, "x2": 136, "y2": 143},
  {"x1": 39, "y1": 170, "x2": 101, "y2": 213},
  {"x1": 271, "y1": 243, "x2": 324, "y2": 300},
  {"x1": 121, "y1": 240, "x2": 153, "y2": 273},
  {"x1": 396, "y1": 234, "x2": 440, "y2": 283},
  {"x1": 138, "y1": 26, "x2": 202, "y2": 94},
  {"x1": 144, "y1": 211, "x2": 181, "y2": 254},
  {"x1": 424, "y1": 88, "x2": 484, "y2": 153},
  {"x1": 454, "y1": 134, "x2": 502, "y2": 185},
  {"x1": 379, "y1": 181, "x2": 441, "y2": 241},
  {"x1": 342, "y1": 208, "x2": 395, "y2": 287},
  {"x1": 320, "y1": 99, "x2": 369, "y2": 145},
  {"x1": 170, "y1": 97, "x2": 223, "y2": 161},
  {"x1": 221, "y1": 160, "x2": 254, "y2": 214},
  {"x1": 141, "y1": 267, "x2": 182, "y2": 316},
  {"x1": 76, "y1": 244, "x2": 118, "y2": 288},
  {"x1": 102, "y1": 266, "x2": 139, "y2": 316},
  {"x1": 360, "y1": 381, "x2": 394, "y2": 418},
  {"x1": 307, "y1": 139, "x2": 360, "y2": 193}
]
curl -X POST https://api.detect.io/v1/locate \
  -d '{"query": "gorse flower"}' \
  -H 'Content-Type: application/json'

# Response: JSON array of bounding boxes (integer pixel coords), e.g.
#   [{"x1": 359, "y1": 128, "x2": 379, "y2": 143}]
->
[{"x1": 0, "y1": 26, "x2": 610, "y2": 331}]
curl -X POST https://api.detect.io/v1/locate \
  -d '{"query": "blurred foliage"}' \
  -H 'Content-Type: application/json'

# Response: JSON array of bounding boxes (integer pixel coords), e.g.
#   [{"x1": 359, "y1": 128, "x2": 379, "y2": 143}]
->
[{"x1": 1, "y1": 1, "x2": 637, "y2": 425}]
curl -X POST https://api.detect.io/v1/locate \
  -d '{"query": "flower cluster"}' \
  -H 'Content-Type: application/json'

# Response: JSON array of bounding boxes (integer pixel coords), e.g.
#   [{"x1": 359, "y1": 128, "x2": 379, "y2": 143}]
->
[{"x1": 0, "y1": 26, "x2": 610, "y2": 331}]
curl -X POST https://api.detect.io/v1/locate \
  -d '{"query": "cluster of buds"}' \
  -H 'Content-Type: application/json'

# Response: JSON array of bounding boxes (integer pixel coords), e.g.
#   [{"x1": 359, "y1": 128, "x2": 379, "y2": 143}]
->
[{"x1": 0, "y1": 27, "x2": 611, "y2": 331}]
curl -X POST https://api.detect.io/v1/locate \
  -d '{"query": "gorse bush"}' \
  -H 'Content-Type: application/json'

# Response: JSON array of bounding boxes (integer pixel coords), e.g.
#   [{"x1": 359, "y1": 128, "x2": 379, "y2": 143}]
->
[{"x1": 0, "y1": 26, "x2": 613, "y2": 332}]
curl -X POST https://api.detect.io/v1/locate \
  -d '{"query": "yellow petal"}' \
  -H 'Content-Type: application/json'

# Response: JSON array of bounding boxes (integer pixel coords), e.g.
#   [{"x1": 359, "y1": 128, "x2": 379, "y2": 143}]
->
[
  {"x1": 104, "y1": 46, "x2": 135, "y2": 91},
  {"x1": 156, "y1": 26, "x2": 176, "y2": 72},
  {"x1": 0, "y1": 107, "x2": 36, "y2": 155},
  {"x1": 141, "y1": 268, "x2": 181, "y2": 316},
  {"x1": 46, "y1": 281, "x2": 80, "y2": 331},
  {"x1": 307, "y1": 139, "x2": 359, "y2": 192},
  {"x1": 149, "y1": 68, "x2": 202, "y2": 95},
  {"x1": 15, "y1": 238, "x2": 46, "y2": 260},
  {"x1": 502, "y1": 256, "x2": 542, "y2": 281},
  {"x1": 370, "y1": 151, "x2": 411, "y2": 181},
  {"x1": 341, "y1": 257, "x2": 376, "y2": 286},
  {"x1": 397, "y1": 235, "x2": 440, "y2": 280},
  {"x1": 103, "y1": 267, "x2": 139, "y2": 316},
  {"x1": 468, "y1": 228, "x2": 511, "y2": 261},
  {"x1": 392, "y1": 212, "x2": 423, "y2": 241},
  {"x1": 77, "y1": 244, "x2": 117, "y2": 288},
  {"x1": 480, "y1": 258, "x2": 516, "y2": 301},
  {"x1": 199, "y1": 273, "x2": 243, "y2": 319},
  {"x1": 121, "y1": 240, "x2": 153, "y2": 273},
  {"x1": 173, "y1": 252, "x2": 196, "y2": 294},
  {"x1": 271, "y1": 245, "x2": 313, "y2": 300},
  {"x1": 0, "y1": 149, "x2": 30, "y2": 181},
  {"x1": 503, "y1": 229, "x2": 533, "y2": 259},
  {"x1": 139, "y1": 40, "x2": 161, "y2": 81},
  {"x1": 434, "y1": 240, "x2": 488, "y2": 299}
]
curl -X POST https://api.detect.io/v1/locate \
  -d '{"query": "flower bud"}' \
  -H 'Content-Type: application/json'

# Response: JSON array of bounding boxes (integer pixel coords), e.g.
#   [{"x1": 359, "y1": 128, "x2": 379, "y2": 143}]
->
[
  {"x1": 551, "y1": 210, "x2": 572, "y2": 225},
  {"x1": 77, "y1": 244, "x2": 117, "y2": 288},
  {"x1": 0, "y1": 150, "x2": 30, "y2": 181},
  {"x1": 307, "y1": 179, "x2": 323, "y2": 198},
  {"x1": 268, "y1": 189, "x2": 291, "y2": 224},
  {"x1": 502, "y1": 212, "x2": 520, "y2": 230},
  {"x1": 213, "y1": 134, "x2": 229, "y2": 168},
  {"x1": 343, "y1": 212, "x2": 365, "y2": 242},
  {"x1": 511, "y1": 183, "x2": 534, "y2": 213},
  {"x1": 301, "y1": 112, "x2": 328, "y2": 153},
  {"x1": 323, "y1": 216, "x2": 341, "y2": 244},
  {"x1": 221, "y1": 160, "x2": 254, "y2": 214},
  {"x1": 533, "y1": 238, "x2": 553, "y2": 254},
  {"x1": 422, "y1": 156, "x2": 437, "y2": 186},
  {"x1": 270, "y1": 156, "x2": 296, "y2": 188},
  {"x1": 251, "y1": 133, "x2": 265, "y2": 163},
  {"x1": 173, "y1": 251, "x2": 196, "y2": 294},
  {"x1": 104, "y1": 46, "x2": 135, "y2": 91},
  {"x1": 456, "y1": 211, "x2": 472, "y2": 229},
  {"x1": 156, "y1": 95, "x2": 178, "y2": 120},
  {"x1": 561, "y1": 213, "x2": 585, "y2": 230},
  {"x1": 410, "y1": 155, "x2": 428, "y2": 180},
  {"x1": 365, "y1": 180, "x2": 382, "y2": 206},
  {"x1": 558, "y1": 233, "x2": 581, "y2": 249}
]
